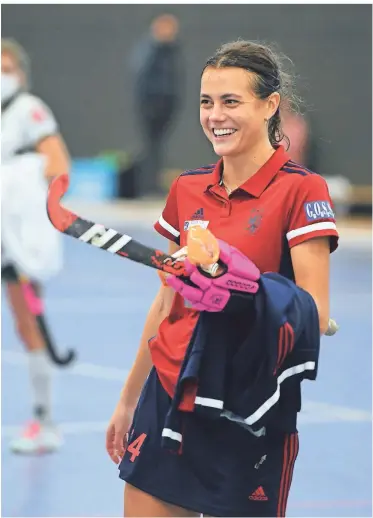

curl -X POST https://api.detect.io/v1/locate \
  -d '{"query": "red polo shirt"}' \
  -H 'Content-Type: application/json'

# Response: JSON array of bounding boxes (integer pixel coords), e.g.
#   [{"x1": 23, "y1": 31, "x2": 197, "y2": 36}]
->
[{"x1": 151, "y1": 146, "x2": 339, "y2": 397}]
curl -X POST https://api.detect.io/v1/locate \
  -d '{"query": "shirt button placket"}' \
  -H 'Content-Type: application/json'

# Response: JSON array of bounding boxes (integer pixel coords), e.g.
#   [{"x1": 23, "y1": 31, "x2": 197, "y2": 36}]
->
[{"x1": 221, "y1": 199, "x2": 232, "y2": 218}]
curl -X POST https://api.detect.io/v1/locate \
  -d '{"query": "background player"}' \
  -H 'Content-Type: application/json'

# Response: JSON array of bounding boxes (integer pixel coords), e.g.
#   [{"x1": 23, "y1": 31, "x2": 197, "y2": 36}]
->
[
  {"x1": 1, "y1": 38, "x2": 71, "y2": 454},
  {"x1": 106, "y1": 40, "x2": 338, "y2": 517}
]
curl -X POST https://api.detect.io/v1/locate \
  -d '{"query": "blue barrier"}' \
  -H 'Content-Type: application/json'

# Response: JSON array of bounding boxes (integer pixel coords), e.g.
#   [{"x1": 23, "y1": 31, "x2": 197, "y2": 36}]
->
[{"x1": 65, "y1": 158, "x2": 118, "y2": 201}]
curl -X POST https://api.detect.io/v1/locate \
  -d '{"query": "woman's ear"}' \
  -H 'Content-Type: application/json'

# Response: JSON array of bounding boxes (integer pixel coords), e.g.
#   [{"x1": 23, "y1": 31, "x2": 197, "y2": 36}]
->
[{"x1": 267, "y1": 92, "x2": 281, "y2": 119}]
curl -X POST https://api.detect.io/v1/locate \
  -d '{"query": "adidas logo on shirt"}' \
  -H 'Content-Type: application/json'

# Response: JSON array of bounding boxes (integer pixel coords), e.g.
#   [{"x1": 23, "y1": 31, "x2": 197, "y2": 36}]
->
[
  {"x1": 249, "y1": 486, "x2": 268, "y2": 501},
  {"x1": 191, "y1": 208, "x2": 204, "y2": 219},
  {"x1": 184, "y1": 208, "x2": 209, "y2": 231}
]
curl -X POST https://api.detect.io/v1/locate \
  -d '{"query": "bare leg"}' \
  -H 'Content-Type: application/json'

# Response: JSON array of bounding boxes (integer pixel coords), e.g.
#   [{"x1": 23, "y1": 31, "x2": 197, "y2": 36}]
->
[
  {"x1": 6, "y1": 281, "x2": 45, "y2": 352},
  {"x1": 124, "y1": 483, "x2": 200, "y2": 517},
  {"x1": 5, "y1": 278, "x2": 61, "y2": 453}
]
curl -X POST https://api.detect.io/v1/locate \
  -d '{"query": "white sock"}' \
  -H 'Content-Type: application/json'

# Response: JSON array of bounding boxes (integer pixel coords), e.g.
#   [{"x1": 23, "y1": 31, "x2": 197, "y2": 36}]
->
[{"x1": 28, "y1": 348, "x2": 53, "y2": 424}]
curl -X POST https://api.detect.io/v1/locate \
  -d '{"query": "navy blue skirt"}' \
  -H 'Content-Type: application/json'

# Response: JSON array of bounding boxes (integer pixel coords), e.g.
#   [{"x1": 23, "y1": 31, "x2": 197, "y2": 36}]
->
[{"x1": 118, "y1": 367, "x2": 299, "y2": 517}]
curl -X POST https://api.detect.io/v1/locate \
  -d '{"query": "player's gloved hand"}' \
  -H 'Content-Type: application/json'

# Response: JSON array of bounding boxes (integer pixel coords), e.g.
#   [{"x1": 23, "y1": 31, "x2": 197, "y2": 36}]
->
[{"x1": 166, "y1": 240, "x2": 260, "y2": 313}]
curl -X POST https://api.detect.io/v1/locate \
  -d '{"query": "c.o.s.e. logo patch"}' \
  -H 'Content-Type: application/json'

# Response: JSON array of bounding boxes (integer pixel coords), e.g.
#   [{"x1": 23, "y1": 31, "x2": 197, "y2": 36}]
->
[{"x1": 304, "y1": 200, "x2": 334, "y2": 222}]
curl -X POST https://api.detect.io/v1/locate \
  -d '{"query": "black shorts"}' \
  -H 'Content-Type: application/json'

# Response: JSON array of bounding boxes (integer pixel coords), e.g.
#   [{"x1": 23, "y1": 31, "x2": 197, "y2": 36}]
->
[
  {"x1": 2, "y1": 263, "x2": 20, "y2": 283},
  {"x1": 118, "y1": 368, "x2": 299, "y2": 517}
]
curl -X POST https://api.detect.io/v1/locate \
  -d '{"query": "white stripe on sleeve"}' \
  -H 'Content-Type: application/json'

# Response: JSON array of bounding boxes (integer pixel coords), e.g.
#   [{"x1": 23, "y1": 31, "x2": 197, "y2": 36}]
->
[
  {"x1": 286, "y1": 222, "x2": 337, "y2": 241},
  {"x1": 159, "y1": 215, "x2": 180, "y2": 238}
]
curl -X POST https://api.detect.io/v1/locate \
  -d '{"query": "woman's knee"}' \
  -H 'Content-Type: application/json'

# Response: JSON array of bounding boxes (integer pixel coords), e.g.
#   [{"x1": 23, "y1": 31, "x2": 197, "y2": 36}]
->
[{"x1": 124, "y1": 483, "x2": 199, "y2": 518}]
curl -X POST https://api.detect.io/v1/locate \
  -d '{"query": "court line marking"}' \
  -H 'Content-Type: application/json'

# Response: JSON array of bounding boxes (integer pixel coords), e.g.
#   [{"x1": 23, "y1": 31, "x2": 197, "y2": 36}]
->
[
  {"x1": 1, "y1": 420, "x2": 109, "y2": 438},
  {"x1": 299, "y1": 401, "x2": 372, "y2": 424},
  {"x1": 1, "y1": 409, "x2": 371, "y2": 440},
  {"x1": 2, "y1": 350, "x2": 371, "y2": 424},
  {"x1": 1, "y1": 349, "x2": 129, "y2": 381},
  {"x1": 1, "y1": 297, "x2": 153, "y2": 314},
  {"x1": 2, "y1": 293, "x2": 371, "y2": 316}
]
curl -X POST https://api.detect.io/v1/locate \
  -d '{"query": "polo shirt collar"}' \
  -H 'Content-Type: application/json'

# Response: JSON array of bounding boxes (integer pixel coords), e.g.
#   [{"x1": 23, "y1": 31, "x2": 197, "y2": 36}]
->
[{"x1": 211, "y1": 145, "x2": 289, "y2": 198}]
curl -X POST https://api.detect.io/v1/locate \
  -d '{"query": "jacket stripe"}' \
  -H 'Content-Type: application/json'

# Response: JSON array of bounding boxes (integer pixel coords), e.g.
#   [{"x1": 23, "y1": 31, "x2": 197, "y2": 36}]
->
[{"x1": 243, "y1": 362, "x2": 316, "y2": 426}]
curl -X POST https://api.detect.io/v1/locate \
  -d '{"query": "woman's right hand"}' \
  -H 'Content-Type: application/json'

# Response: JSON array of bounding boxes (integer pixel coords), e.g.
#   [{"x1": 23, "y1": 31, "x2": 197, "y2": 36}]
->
[{"x1": 106, "y1": 399, "x2": 136, "y2": 464}]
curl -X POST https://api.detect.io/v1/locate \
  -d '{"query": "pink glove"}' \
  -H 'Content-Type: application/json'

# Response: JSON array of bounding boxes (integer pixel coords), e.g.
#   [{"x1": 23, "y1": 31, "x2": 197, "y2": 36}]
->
[{"x1": 166, "y1": 240, "x2": 260, "y2": 312}]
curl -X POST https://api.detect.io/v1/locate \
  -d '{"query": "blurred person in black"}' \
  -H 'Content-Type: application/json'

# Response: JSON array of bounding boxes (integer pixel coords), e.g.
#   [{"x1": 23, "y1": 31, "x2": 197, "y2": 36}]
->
[{"x1": 131, "y1": 14, "x2": 182, "y2": 197}]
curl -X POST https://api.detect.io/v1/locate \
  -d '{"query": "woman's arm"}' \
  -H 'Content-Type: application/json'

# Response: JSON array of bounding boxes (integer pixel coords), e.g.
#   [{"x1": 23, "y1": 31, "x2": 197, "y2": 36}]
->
[
  {"x1": 119, "y1": 240, "x2": 179, "y2": 408},
  {"x1": 36, "y1": 134, "x2": 70, "y2": 180},
  {"x1": 290, "y1": 236, "x2": 331, "y2": 334}
]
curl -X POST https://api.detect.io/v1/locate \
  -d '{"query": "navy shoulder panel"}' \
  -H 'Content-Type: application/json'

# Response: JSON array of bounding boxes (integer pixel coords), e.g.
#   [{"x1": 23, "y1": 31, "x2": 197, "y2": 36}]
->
[
  {"x1": 180, "y1": 164, "x2": 216, "y2": 177},
  {"x1": 281, "y1": 160, "x2": 316, "y2": 177}
]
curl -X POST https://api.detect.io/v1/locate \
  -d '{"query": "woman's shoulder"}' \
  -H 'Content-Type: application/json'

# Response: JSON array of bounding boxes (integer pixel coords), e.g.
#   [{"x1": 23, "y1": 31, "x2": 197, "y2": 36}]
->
[{"x1": 15, "y1": 92, "x2": 51, "y2": 112}]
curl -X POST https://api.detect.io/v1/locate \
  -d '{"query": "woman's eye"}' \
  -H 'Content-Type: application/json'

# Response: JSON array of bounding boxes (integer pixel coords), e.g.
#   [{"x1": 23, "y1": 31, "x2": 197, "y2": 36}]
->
[{"x1": 200, "y1": 99, "x2": 239, "y2": 107}]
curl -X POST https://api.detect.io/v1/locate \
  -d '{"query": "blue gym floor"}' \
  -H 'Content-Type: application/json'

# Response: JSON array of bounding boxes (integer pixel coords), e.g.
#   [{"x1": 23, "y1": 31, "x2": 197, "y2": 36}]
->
[{"x1": 2, "y1": 226, "x2": 372, "y2": 517}]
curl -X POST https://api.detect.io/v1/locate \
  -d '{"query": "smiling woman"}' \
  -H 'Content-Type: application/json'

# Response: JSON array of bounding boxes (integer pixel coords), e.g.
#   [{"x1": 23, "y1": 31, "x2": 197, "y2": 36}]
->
[
  {"x1": 199, "y1": 40, "x2": 300, "y2": 193},
  {"x1": 107, "y1": 39, "x2": 339, "y2": 518}
]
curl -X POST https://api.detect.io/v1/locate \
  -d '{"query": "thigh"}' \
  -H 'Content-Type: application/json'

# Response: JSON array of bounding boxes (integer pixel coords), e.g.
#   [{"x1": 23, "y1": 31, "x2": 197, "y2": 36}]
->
[
  {"x1": 2, "y1": 264, "x2": 42, "y2": 302},
  {"x1": 6, "y1": 276, "x2": 43, "y2": 315},
  {"x1": 124, "y1": 483, "x2": 199, "y2": 518},
  {"x1": 6, "y1": 279, "x2": 29, "y2": 320}
]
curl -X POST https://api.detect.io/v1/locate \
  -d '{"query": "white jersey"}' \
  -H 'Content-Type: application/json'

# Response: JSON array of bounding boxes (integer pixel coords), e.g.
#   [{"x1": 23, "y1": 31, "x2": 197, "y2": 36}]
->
[
  {"x1": 1, "y1": 92, "x2": 63, "y2": 281},
  {"x1": 2, "y1": 92, "x2": 58, "y2": 162}
]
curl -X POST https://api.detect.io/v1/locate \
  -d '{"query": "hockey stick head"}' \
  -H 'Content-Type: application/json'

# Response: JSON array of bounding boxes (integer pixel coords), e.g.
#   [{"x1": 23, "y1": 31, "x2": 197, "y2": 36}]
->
[{"x1": 47, "y1": 174, "x2": 77, "y2": 232}]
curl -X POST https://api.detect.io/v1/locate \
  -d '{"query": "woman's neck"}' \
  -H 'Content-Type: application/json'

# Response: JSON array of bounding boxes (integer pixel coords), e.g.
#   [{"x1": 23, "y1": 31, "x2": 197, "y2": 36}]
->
[{"x1": 222, "y1": 141, "x2": 276, "y2": 192}]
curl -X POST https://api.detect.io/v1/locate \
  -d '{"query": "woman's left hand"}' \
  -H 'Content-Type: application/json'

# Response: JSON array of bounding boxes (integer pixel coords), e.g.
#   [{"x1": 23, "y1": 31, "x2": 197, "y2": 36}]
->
[{"x1": 166, "y1": 240, "x2": 260, "y2": 312}]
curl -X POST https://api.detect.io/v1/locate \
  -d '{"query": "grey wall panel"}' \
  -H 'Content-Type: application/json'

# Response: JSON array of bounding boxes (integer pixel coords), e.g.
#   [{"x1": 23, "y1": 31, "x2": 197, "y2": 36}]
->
[{"x1": 2, "y1": 4, "x2": 371, "y2": 184}]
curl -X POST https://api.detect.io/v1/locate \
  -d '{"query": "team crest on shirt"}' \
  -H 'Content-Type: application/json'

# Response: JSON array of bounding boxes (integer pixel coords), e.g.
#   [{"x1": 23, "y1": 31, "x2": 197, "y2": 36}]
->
[
  {"x1": 304, "y1": 201, "x2": 334, "y2": 222},
  {"x1": 247, "y1": 208, "x2": 263, "y2": 234}
]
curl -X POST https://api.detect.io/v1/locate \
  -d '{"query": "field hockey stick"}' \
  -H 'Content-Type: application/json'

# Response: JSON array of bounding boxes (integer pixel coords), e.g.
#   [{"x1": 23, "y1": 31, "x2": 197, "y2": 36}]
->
[
  {"x1": 19, "y1": 275, "x2": 76, "y2": 366},
  {"x1": 36, "y1": 314, "x2": 76, "y2": 366},
  {"x1": 47, "y1": 174, "x2": 190, "y2": 277},
  {"x1": 47, "y1": 175, "x2": 339, "y2": 336}
]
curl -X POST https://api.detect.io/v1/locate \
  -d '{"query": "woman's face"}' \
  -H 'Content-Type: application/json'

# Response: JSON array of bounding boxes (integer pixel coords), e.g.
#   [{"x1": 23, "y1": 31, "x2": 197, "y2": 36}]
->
[
  {"x1": 2, "y1": 51, "x2": 21, "y2": 77},
  {"x1": 1, "y1": 51, "x2": 24, "y2": 102},
  {"x1": 200, "y1": 66, "x2": 279, "y2": 157}
]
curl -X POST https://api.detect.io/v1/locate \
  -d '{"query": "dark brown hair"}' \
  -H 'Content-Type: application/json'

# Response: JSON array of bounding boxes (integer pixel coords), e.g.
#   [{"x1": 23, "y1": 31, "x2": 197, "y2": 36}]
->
[{"x1": 202, "y1": 40, "x2": 302, "y2": 149}]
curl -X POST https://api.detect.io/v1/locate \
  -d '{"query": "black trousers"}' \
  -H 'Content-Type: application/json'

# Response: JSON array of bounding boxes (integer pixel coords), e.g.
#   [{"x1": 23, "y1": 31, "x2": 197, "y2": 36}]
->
[{"x1": 136, "y1": 94, "x2": 176, "y2": 197}]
